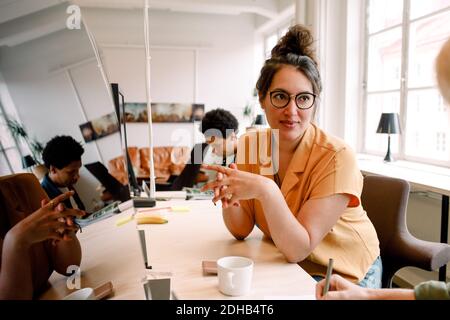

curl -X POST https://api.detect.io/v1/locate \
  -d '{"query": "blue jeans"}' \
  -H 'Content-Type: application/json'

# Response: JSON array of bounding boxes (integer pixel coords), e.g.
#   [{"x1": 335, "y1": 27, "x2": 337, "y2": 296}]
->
[
  {"x1": 312, "y1": 256, "x2": 383, "y2": 289},
  {"x1": 358, "y1": 256, "x2": 382, "y2": 288}
]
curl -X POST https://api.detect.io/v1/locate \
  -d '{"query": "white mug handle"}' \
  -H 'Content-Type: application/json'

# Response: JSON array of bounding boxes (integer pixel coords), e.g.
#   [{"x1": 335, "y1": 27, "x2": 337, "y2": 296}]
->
[{"x1": 227, "y1": 272, "x2": 235, "y2": 289}]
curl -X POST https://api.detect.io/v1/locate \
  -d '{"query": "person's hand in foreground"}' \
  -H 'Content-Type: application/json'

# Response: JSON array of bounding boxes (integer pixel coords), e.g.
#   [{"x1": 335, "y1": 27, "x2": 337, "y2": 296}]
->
[
  {"x1": 316, "y1": 274, "x2": 415, "y2": 300},
  {"x1": 8, "y1": 191, "x2": 85, "y2": 248}
]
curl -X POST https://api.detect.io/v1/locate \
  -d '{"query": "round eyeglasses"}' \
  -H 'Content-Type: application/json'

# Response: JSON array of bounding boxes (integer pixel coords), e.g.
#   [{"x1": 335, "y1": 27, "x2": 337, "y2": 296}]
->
[{"x1": 269, "y1": 90, "x2": 316, "y2": 110}]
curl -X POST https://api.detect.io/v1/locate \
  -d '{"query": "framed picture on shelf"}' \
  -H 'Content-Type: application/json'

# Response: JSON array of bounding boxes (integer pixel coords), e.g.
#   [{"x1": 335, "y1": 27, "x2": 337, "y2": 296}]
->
[
  {"x1": 124, "y1": 102, "x2": 148, "y2": 123},
  {"x1": 79, "y1": 112, "x2": 119, "y2": 143},
  {"x1": 79, "y1": 121, "x2": 96, "y2": 142},
  {"x1": 91, "y1": 112, "x2": 119, "y2": 139},
  {"x1": 152, "y1": 103, "x2": 192, "y2": 123},
  {"x1": 124, "y1": 102, "x2": 205, "y2": 123}
]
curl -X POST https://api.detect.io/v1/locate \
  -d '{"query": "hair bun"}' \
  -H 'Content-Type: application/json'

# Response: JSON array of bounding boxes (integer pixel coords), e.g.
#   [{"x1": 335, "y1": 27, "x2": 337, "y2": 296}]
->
[{"x1": 271, "y1": 25, "x2": 317, "y2": 65}]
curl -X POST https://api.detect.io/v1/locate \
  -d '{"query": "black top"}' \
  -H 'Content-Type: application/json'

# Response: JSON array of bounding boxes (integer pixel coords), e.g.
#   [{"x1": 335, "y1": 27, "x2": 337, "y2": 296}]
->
[
  {"x1": 171, "y1": 143, "x2": 210, "y2": 191},
  {"x1": 84, "y1": 161, "x2": 130, "y2": 202}
]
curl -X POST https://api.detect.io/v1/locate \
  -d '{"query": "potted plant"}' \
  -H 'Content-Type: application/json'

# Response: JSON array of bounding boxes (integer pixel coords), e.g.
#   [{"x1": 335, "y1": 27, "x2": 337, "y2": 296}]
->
[
  {"x1": 6, "y1": 119, "x2": 44, "y2": 164},
  {"x1": 243, "y1": 102, "x2": 253, "y2": 122}
]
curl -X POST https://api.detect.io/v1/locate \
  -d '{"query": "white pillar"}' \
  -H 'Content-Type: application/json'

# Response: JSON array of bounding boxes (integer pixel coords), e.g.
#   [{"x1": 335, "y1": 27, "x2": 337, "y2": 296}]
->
[{"x1": 295, "y1": 0, "x2": 306, "y2": 25}]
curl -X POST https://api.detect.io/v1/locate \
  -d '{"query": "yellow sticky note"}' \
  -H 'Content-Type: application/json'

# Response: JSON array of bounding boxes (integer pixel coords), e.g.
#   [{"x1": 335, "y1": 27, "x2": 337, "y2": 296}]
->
[
  {"x1": 171, "y1": 206, "x2": 190, "y2": 212},
  {"x1": 116, "y1": 215, "x2": 133, "y2": 227}
]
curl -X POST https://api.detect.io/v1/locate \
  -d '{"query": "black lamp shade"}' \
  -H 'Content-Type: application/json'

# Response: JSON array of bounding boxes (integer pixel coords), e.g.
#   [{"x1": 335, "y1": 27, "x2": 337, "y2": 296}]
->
[
  {"x1": 376, "y1": 113, "x2": 401, "y2": 134},
  {"x1": 22, "y1": 155, "x2": 36, "y2": 169},
  {"x1": 253, "y1": 114, "x2": 267, "y2": 125}
]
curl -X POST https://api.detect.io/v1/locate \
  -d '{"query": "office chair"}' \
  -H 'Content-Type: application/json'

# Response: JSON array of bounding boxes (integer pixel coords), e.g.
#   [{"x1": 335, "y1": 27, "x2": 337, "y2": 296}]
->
[
  {"x1": 361, "y1": 175, "x2": 450, "y2": 288},
  {"x1": 0, "y1": 173, "x2": 49, "y2": 231},
  {"x1": 0, "y1": 173, "x2": 54, "y2": 295}
]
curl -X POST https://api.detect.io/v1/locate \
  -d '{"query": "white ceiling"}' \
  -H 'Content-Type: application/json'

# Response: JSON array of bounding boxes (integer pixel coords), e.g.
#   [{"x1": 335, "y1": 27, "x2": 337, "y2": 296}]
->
[
  {"x1": 76, "y1": 0, "x2": 281, "y2": 19},
  {"x1": 0, "y1": 0, "x2": 291, "y2": 23},
  {"x1": 0, "y1": 0, "x2": 294, "y2": 47},
  {"x1": 0, "y1": 0, "x2": 66, "y2": 24}
]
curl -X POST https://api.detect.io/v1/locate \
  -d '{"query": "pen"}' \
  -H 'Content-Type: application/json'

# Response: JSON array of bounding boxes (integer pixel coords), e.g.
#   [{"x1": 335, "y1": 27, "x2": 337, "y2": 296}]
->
[{"x1": 323, "y1": 258, "x2": 334, "y2": 296}]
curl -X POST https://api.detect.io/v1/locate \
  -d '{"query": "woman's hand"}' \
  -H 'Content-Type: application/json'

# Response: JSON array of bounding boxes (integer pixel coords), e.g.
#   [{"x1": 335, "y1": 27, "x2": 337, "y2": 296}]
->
[
  {"x1": 40, "y1": 197, "x2": 82, "y2": 245},
  {"x1": 211, "y1": 169, "x2": 238, "y2": 209},
  {"x1": 201, "y1": 163, "x2": 273, "y2": 208},
  {"x1": 315, "y1": 274, "x2": 369, "y2": 300},
  {"x1": 8, "y1": 191, "x2": 85, "y2": 248}
]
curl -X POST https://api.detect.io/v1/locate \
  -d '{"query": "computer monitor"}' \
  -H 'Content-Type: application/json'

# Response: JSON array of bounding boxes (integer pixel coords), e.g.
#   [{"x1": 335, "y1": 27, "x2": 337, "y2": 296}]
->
[
  {"x1": 110, "y1": 83, "x2": 155, "y2": 208},
  {"x1": 111, "y1": 83, "x2": 140, "y2": 196},
  {"x1": 85, "y1": 161, "x2": 130, "y2": 202}
]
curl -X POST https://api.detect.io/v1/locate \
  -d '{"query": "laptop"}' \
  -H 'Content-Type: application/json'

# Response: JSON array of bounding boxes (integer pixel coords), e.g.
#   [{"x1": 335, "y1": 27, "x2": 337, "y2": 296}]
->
[{"x1": 85, "y1": 161, "x2": 131, "y2": 202}]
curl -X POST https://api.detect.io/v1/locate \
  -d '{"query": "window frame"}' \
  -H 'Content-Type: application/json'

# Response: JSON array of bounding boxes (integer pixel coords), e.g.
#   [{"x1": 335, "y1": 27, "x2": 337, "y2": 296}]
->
[{"x1": 0, "y1": 98, "x2": 24, "y2": 175}]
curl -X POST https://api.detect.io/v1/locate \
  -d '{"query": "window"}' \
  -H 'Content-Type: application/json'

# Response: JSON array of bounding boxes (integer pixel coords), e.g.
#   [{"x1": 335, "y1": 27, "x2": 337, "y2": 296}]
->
[
  {"x1": 0, "y1": 71, "x2": 28, "y2": 175},
  {"x1": 0, "y1": 102, "x2": 23, "y2": 175},
  {"x1": 363, "y1": 0, "x2": 450, "y2": 166}
]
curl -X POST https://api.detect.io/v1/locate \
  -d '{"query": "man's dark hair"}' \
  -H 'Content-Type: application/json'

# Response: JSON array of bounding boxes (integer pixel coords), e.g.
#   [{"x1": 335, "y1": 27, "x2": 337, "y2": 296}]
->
[
  {"x1": 42, "y1": 135, "x2": 84, "y2": 169},
  {"x1": 200, "y1": 108, "x2": 239, "y2": 139}
]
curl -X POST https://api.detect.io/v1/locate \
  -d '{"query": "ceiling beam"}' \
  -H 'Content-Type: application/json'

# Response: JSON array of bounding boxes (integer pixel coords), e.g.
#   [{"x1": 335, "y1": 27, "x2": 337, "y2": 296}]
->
[
  {"x1": 0, "y1": 3, "x2": 68, "y2": 47},
  {"x1": 72, "y1": 0, "x2": 280, "y2": 19},
  {"x1": 256, "y1": 3, "x2": 295, "y2": 34},
  {"x1": 0, "y1": 0, "x2": 69, "y2": 24}
]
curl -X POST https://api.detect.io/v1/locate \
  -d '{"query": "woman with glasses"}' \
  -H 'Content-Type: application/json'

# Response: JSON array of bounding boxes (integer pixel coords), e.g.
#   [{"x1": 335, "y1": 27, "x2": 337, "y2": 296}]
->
[
  {"x1": 202, "y1": 24, "x2": 381, "y2": 288},
  {"x1": 313, "y1": 38, "x2": 450, "y2": 301}
]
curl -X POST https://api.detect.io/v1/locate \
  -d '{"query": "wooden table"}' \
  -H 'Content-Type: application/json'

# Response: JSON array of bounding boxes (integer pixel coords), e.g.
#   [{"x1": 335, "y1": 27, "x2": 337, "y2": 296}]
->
[
  {"x1": 40, "y1": 211, "x2": 148, "y2": 300},
  {"x1": 139, "y1": 199, "x2": 316, "y2": 299},
  {"x1": 357, "y1": 154, "x2": 450, "y2": 281},
  {"x1": 41, "y1": 197, "x2": 316, "y2": 299}
]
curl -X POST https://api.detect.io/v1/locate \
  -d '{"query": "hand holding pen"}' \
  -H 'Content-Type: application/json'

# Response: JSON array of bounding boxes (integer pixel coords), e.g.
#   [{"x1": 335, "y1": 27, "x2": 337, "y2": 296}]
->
[
  {"x1": 315, "y1": 258, "x2": 373, "y2": 300},
  {"x1": 323, "y1": 258, "x2": 334, "y2": 296}
]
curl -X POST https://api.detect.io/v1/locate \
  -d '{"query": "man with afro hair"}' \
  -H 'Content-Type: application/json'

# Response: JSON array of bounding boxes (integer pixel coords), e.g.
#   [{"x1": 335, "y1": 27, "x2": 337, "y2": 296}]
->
[
  {"x1": 171, "y1": 108, "x2": 239, "y2": 190},
  {"x1": 41, "y1": 135, "x2": 86, "y2": 210}
]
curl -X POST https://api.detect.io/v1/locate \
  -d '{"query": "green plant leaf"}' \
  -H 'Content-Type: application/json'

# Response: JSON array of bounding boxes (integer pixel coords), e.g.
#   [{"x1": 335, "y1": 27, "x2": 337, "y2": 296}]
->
[{"x1": 6, "y1": 119, "x2": 28, "y2": 138}]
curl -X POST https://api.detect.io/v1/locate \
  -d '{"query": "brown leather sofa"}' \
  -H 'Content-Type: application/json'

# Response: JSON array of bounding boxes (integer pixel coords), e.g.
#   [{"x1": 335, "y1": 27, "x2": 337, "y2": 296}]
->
[{"x1": 108, "y1": 146, "x2": 190, "y2": 185}]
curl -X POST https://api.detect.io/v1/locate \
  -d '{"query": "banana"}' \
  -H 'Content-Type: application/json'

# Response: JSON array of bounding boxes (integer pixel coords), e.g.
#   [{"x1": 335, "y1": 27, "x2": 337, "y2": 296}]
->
[{"x1": 136, "y1": 216, "x2": 168, "y2": 225}]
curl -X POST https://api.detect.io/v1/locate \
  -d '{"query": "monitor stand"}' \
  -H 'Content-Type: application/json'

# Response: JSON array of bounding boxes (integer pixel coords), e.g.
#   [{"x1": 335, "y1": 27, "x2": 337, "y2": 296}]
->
[{"x1": 132, "y1": 197, "x2": 156, "y2": 208}]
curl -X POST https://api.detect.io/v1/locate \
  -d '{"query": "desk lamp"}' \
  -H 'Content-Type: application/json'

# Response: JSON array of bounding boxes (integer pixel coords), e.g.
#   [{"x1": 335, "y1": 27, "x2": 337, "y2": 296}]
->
[
  {"x1": 253, "y1": 114, "x2": 267, "y2": 126},
  {"x1": 376, "y1": 113, "x2": 401, "y2": 162}
]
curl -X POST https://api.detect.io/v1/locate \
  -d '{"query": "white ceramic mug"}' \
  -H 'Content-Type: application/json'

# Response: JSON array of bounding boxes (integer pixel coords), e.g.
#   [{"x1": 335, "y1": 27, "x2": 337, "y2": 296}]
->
[
  {"x1": 63, "y1": 288, "x2": 96, "y2": 300},
  {"x1": 217, "y1": 256, "x2": 253, "y2": 296}
]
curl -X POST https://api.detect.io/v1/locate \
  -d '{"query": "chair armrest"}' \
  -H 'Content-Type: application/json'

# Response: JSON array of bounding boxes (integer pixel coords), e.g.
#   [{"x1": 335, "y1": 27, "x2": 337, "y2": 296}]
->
[{"x1": 387, "y1": 232, "x2": 450, "y2": 271}]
